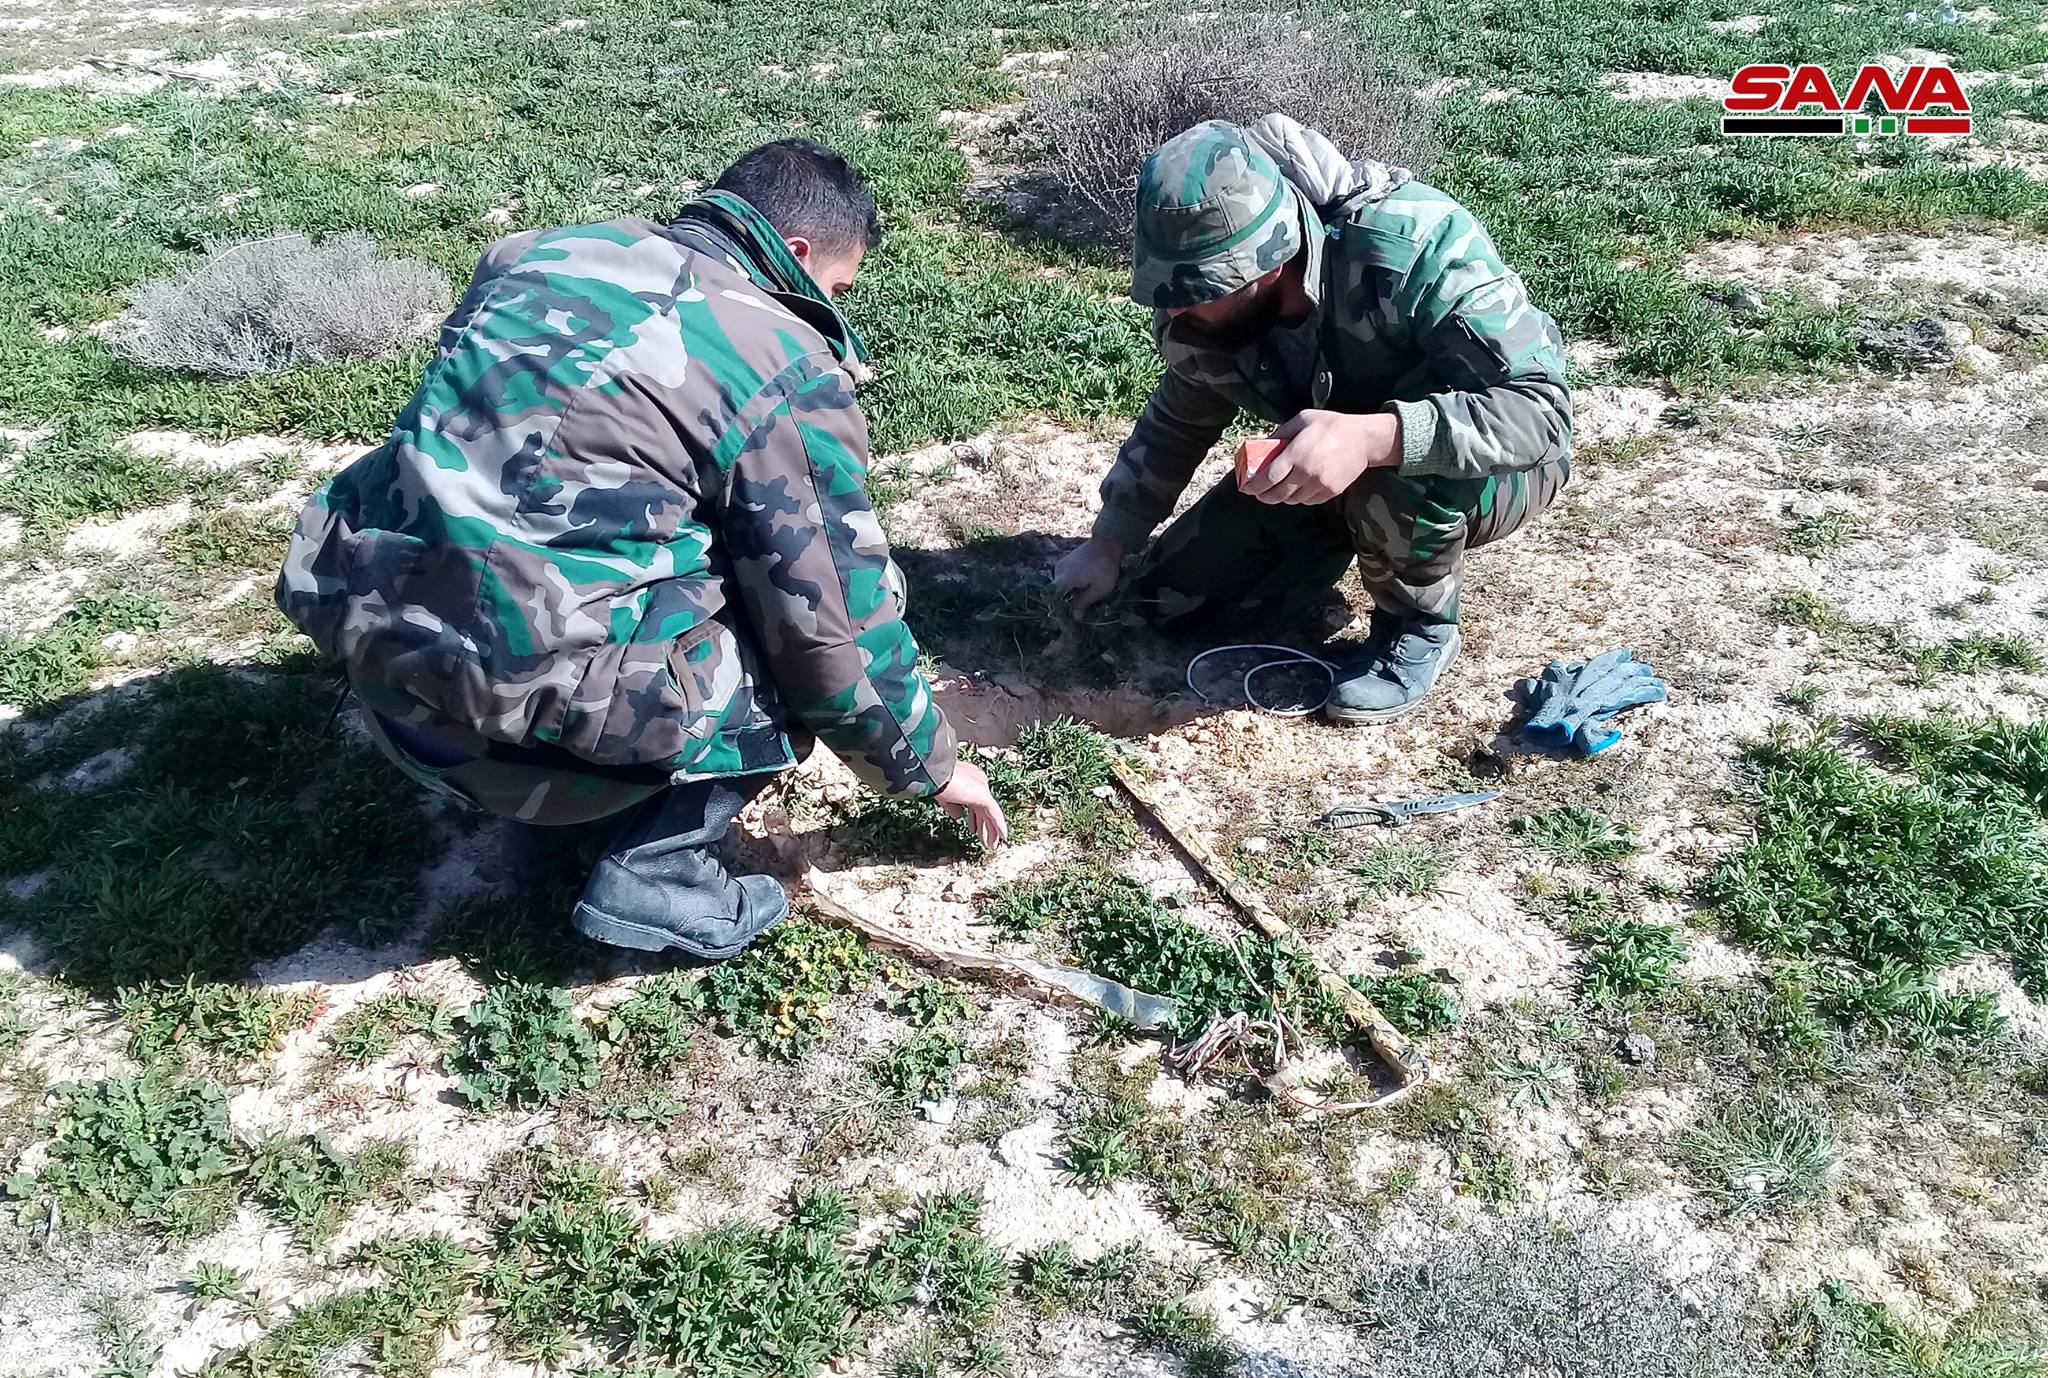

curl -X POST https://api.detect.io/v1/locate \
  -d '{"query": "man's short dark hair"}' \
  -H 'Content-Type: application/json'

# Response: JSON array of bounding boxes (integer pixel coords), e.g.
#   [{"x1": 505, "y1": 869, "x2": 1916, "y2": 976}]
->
[{"x1": 711, "y1": 139, "x2": 881, "y2": 260}]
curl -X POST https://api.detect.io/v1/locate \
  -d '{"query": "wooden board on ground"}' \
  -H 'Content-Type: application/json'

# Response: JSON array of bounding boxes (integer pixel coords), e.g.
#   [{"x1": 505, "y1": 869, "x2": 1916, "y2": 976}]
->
[{"x1": 1109, "y1": 756, "x2": 1431, "y2": 1087}]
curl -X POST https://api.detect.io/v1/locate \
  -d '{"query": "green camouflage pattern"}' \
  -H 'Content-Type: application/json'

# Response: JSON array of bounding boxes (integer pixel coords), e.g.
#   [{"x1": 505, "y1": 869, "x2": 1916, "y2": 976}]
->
[
  {"x1": 1130, "y1": 120, "x2": 1308, "y2": 310},
  {"x1": 1128, "y1": 457, "x2": 1570, "y2": 632},
  {"x1": 350, "y1": 675, "x2": 674, "y2": 825},
  {"x1": 1095, "y1": 168, "x2": 1574, "y2": 558},
  {"x1": 277, "y1": 214, "x2": 957, "y2": 812}
]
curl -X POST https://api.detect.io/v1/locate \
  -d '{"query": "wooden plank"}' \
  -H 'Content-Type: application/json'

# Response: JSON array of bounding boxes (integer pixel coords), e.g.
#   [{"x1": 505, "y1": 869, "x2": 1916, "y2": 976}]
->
[{"x1": 1109, "y1": 757, "x2": 1430, "y2": 1087}]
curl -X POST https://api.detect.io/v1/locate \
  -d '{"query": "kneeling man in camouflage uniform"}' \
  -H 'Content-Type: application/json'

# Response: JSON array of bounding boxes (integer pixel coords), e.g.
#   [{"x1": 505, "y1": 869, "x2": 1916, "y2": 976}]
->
[
  {"x1": 1055, "y1": 116, "x2": 1573, "y2": 722},
  {"x1": 277, "y1": 140, "x2": 1007, "y2": 959}
]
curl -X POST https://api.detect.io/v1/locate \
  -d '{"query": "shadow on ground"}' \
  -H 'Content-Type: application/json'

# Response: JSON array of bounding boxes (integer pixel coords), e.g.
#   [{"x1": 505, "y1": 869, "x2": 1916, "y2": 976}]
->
[{"x1": 0, "y1": 541, "x2": 1554, "y2": 1001}]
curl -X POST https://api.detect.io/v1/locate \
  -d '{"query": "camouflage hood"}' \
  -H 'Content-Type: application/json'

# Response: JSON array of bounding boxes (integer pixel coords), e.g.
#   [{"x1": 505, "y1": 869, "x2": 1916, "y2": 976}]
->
[{"x1": 1130, "y1": 114, "x2": 1412, "y2": 310}]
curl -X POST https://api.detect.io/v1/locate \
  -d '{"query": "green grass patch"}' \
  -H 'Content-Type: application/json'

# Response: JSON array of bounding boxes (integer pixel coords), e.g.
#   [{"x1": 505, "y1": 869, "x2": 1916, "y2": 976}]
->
[
  {"x1": 836, "y1": 789, "x2": 987, "y2": 863},
  {"x1": 871, "y1": 1027, "x2": 969, "y2": 1102},
  {"x1": 895, "y1": 978, "x2": 975, "y2": 1029},
  {"x1": 0, "y1": 658, "x2": 435, "y2": 991},
  {"x1": 476, "y1": 1153, "x2": 1016, "y2": 1372},
  {"x1": 181, "y1": 1261, "x2": 266, "y2": 1320},
  {"x1": 1513, "y1": 806, "x2": 1640, "y2": 864},
  {"x1": 982, "y1": 862, "x2": 1139, "y2": 941},
  {"x1": 1060, "y1": 872, "x2": 1339, "y2": 1040},
  {"x1": 1352, "y1": 961, "x2": 1462, "y2": 1036},
  {"x1": 205, "y1": 1234, "x2": 475, "y2": 1378},
  {"x1": 598, "y1": 971, "x2": 701, "y2": 1069},
  {"x1": 1861, "y1": 713, "x2": 2048, "y2": 809},
  {"x1": 246, "y1": 1132, "x2": 409, "y2": 1244},
  {"x1": 329, "y1": 990, "x2": 456, "y2": 1066},
  {"x1": 1552, "y1": 888, "x2": 1688, "y2": 1007},
  {"x1": 116, "y1": 978, "x2": 318, "y2": 1069},
  {"x1": 1784, "y1": 510, "x2": 1858, "y2": 556},
  {"x1": 1347, "y1": 842, "x2": 1447, "y2": 900},
  {"x1": 698, "y1": 917, "x2": 877, "y2": 1060},
  {"x1": 1802, "y1": 1280, "x2": 2048, "y2": 1378},
  {"x1": 1903, "y1": 631, "x2": 2046, "y2": 678},
  {"x1": 1771, "y1": 589, "x2": 1840, "y2": 631},
  {"x1": 1683, "y1": 1094, "x2": 1837, "y2": 1218},
  {"x1": 1130, "y1": 1296, "x2": 1235, "y2": 1378},
  {"x1": 0, "y1": 422, "x2": 183, "y2": 537},
  {"x1": 1062, "y1": 1097, "x2": 1145, "y2": 1191},
  {"x1": 0, "y1": 973, "x2": 30, "y2": 1061},
  {"x1": 161, "y1": 505, "x2": 294, "y2": 570},
  {"x1": 1702, "y1": 724, "x2": 2048, "y2": 1008},
  {"x1": 0, "y1": 587, "x2": 169, "y2": 711},
  {"x1": 1808, "y1": 963, "x2": 2007, "y2": 1053},
  {"x1": 860, "y1": 1192, "x2": 1008, "y2": 1324},
  {"x1": 837, "y1": 720, "x2": 1125, "y2": 863}
]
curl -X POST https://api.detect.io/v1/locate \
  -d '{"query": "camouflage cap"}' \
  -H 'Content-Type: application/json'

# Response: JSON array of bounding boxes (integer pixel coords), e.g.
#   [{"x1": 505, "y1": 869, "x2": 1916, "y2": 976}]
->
[{"x1": 1130, "y1": 120, "x2": 1305, "y2": 310}]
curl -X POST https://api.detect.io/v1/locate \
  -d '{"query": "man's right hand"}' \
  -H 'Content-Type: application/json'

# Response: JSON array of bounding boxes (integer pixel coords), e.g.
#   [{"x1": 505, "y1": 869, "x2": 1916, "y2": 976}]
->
[
  {"x1": 1051, "y1": 537, "x2": 1126, "y2": 613},
  {"x1": 936, "y1": 760, "x2": 1009, "y2": 848}
]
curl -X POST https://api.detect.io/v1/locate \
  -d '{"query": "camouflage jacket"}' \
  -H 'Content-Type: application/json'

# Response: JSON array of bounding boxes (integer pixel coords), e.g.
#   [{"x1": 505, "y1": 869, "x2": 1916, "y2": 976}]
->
[
  {"x1": 1094, "y1": 168, "x2": 1574, "y2": 549},
  {"x1": 276, "y1": 216, "x2": 958, "y2": 797}
]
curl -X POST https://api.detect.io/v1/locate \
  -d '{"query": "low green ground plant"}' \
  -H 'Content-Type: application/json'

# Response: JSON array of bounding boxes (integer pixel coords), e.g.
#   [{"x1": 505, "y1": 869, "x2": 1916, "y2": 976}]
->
[
  {"x1": 1514, "y1": 807, "x2": 1640, "y2": 864},
  {"x1": 449, "y1": 983, "x2": 603, "y2": 1111},
  {"x1": 1351, "y1": 962, "x2": 1463, "y2": 1036},
  {"x1": 698, "y1": 918, "x2": 877, "y2": 1060},
  {"x1": 0, "y1": 589, "x2": 171, "y2": 711},
  {"x1": 0, "y1": 660, "x2": 433, "y2": 990},
  {"x1": 1702, "y1": 724, "x2": 2048, "y2": 1018},
  {"x1": 246, "y1": 1132, "x2": 408, "y2": 1243},
  {"x1": 329, "y1": 991, "x2": 457, "y2": 1066},
  {"x1": 116, "y1": 979, "x2": 318, "y2": 1069},
  {"x1": 10, "y1": 1070, "x2": 237, "y2": 1237},
  {"x1": 1684, "y1": 1095, "x2": 1838, "y2": 1218}
]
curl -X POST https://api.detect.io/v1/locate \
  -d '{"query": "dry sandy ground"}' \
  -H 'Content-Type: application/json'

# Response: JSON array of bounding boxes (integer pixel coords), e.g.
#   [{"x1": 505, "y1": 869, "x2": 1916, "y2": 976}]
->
[
  {"x1": 0, "y1": 0, "x2": 403, "y2": 66},
  {"x1": 2, "y1": 200, "x2": 2047, "y2": 1378}
]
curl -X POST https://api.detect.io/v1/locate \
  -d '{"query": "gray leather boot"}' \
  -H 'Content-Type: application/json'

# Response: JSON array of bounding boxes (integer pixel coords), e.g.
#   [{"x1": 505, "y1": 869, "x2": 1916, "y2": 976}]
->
[
  {"x1": 1325, "y1": 620, "x2": 1462, "y2": 724},
  {"x1": 571, "y1": 774, "x2": 787, "y2": 959}
]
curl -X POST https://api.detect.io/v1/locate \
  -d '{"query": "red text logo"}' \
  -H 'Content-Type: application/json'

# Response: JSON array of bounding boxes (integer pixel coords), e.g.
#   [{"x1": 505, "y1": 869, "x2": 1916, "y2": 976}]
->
[{"x1": 1722, "y1": 63, "x2": 1971, "y2": 136}]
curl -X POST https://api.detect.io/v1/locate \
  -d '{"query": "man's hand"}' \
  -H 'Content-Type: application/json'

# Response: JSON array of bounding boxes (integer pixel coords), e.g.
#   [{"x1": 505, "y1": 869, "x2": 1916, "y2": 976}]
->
[
  {"x1": 1052, "y1": 536, "x2": 1126, "y2": 613},
  {"x1": 1240, "y1": 410, "x2": 1402, "y2": 506},
  {"x1": 936, "y1": 760, "x2": 1009, "y2": 848}
]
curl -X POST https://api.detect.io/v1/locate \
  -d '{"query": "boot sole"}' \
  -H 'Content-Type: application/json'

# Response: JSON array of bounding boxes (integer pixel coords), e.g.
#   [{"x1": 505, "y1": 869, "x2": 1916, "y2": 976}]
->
[
  {"x1": 1323, "y1": 632, "x2": 1462, "y2": 726},
  {"x1": 571, "y1": 896, "x2": 788, "y2": 960}
]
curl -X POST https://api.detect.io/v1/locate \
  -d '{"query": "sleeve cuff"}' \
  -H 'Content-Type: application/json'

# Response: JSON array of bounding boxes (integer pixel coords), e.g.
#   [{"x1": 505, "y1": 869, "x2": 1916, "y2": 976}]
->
[
  {"x1": 1388, "y1": 398, "x2": 1447, "y2": 476},
  {"x1": 1089, "y1": 504, "x2": 1157, "y2": 552}
]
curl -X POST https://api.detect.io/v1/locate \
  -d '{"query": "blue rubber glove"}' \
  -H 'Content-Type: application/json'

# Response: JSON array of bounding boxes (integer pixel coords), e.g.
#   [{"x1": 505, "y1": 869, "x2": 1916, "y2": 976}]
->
[{"x1": 1514, "y1": 649, "x2": 1668, "y2": 756}]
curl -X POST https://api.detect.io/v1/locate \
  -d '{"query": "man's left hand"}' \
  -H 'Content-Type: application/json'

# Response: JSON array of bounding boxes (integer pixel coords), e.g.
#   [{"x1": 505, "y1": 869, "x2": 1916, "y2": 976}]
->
[{"x1": 1240, "y1": 410, "x2": 1401, "y2": 506}]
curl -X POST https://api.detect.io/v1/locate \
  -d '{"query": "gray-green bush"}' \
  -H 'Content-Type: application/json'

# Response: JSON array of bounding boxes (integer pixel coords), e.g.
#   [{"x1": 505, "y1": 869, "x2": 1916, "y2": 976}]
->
[{"x1": 116, "y1": 232, "x2": 448, "y2": 378}]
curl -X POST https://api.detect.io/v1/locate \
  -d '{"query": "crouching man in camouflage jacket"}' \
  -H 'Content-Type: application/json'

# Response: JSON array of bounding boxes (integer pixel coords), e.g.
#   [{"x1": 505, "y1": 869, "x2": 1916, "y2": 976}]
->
[
  {"x1": 277, "y1": 140, "x2": 1007, "y2": 960},
  {"x1": 1055, "y1": 117, "x2": 1573, "y2": 722}
]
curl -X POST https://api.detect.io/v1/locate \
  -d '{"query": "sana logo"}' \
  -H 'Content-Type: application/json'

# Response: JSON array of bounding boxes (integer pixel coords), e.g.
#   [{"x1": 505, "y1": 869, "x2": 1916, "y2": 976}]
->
[{"x1": 1721, "y1": 63, "x2": 1973, "y2": 136}]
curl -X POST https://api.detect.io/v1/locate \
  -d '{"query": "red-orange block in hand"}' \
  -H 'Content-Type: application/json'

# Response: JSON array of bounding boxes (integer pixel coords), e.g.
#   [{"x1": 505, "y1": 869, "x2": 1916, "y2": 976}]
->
[{"x1": 1236, "y1": 437, "x2": 1288, "y2": 489}]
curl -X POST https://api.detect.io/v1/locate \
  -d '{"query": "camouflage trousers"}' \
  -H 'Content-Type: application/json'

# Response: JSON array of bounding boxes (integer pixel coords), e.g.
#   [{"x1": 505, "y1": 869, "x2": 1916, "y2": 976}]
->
[
  {"x1": 1129, "y1": 457, "x2": 1569, "y2": 634},
  {"x1": 352, "y1": 676, "x2": 797, "y2": 827}
]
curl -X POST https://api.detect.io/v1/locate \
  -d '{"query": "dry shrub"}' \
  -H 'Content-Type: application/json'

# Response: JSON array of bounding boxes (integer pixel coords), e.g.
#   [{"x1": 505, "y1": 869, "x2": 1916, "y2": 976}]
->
[
  {"x1": 1022, "y1": 11, "x2": 1442, "y2": 248},
  {"x1": 1356, "y1": 1214, "x2": 1777, "y2": 1378},
  {"x1": 115, "y1": 232, "x2": 449, "y2": 377}
]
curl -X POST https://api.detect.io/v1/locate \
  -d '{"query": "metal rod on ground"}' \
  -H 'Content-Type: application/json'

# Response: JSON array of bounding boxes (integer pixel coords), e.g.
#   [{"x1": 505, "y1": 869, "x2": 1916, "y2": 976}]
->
[{"x1": 1108, "y1": 756, "x2": 1431, "y2": 1088}]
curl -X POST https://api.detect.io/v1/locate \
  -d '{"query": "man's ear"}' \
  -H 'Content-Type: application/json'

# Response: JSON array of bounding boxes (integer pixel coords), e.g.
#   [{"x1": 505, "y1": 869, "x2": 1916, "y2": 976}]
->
[{"x1": 784, "y1": 236, "x2": 813, "y2": 265}]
